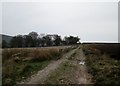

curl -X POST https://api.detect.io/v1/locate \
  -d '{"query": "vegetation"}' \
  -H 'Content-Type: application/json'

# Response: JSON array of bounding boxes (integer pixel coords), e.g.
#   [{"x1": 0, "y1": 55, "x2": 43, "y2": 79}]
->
[
  {"x1": 0, "y1": 34, "x2": 12, "y2": 44},
  {"x1": 86, "y1": 44, "x2": 120, "y2": 60},
  {"x1": 2, "y1": 47, "x2": 72, "y2": 85},
  {"x1": 44, "y1": 48, "x2": 79, "y2": 84},
  {"x1": 64, "y1": 36, "x2": 80, "y2": 45},
  {"x1": 44, "y1": 61, "x2": 77, "y2": 84},
  {"x1": 83, "y1": 44, "x2": 120, "y2": 86},
  {"x1": 3, "y1": 60, "x2": 50, "y2": 86},
  {"x1": 2, "y1": 40, "x2": 8, "y2": 48},
  {"x1": 2, "y1": 32, "x2": 80, "y2": 48}
]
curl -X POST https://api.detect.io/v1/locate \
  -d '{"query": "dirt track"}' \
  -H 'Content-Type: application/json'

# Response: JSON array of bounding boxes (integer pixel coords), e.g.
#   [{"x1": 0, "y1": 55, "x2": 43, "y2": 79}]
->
[
  {"x1": 76, "y1": 47, "x2": 92, "y2": 84},
  {"x1": 19, "y1": 46, "x2": 92, "y2": 84},
  {"x1": 19, "y1": 47, "x2": 78, "y2": 84}
]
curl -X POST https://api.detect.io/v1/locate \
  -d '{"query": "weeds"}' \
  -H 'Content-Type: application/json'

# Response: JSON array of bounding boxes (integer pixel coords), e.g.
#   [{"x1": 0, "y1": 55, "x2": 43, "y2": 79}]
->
[
  {"x1": 83, "y1": 44, "x2": 120, "y2": 86},
  {"x1": 2, "y1": 46, "x2": 76, "y2": 85},
  {"x1": 2, "y1": 60, "x2": 50, "y2": 86}
]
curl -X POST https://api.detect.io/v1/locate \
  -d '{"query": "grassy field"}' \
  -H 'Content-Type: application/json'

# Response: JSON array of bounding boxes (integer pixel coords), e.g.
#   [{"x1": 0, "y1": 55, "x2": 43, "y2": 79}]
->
[
  {"x1": 83, "y1": 44, "x2": 120, "y2": 86},
  {"x1": 3, "y1": 44, "x2": 120, "y2": 85},
  {"x1": 2, "y1": 46, "x2": 74, "y2": 85}
]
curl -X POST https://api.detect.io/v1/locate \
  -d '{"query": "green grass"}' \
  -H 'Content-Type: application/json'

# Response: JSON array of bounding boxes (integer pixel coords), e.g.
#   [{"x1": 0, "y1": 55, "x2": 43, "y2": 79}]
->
[
  {"x1": 16, "y1": 60, "x2": 50, "y2": 80},
  {"x1": 2, "y1": 60, "x2": 50, "y2": 86},
  {"x1": 83, "y1": 45, "x2": 120, "y2": 86}
]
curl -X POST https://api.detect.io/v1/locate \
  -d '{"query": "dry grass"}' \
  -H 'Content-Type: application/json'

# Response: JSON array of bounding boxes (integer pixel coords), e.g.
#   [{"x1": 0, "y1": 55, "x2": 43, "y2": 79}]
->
[
  {"x1": 2, "y1": 48, "x2": 61, "y2": 63},
  {"x1": 83, "y1": 44, "x2": 120, "y2": 85},
  {"x1": 2, "y1": 46, "x2": 74, "y2": 85},
  {"x1": 84, "y1": 44, "x2": 120, "y2": 59}
]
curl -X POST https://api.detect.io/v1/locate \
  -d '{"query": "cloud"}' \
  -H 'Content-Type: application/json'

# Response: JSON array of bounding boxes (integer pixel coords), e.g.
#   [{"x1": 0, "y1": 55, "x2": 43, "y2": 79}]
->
[{"x1": 2, "y1": 2, "x2": 118, "y2": 42}]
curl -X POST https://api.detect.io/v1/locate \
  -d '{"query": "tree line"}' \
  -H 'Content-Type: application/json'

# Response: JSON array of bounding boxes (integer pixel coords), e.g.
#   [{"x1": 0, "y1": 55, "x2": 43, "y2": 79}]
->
[{"x1": 2, "y1": 32, "x2": 80, "y2": 48}]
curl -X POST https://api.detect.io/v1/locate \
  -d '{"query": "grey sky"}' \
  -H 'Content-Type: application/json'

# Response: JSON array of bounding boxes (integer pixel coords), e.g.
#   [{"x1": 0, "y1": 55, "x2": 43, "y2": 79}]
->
[{"x1": 2, "y1": 1, "x2": 118, "y2": 42}]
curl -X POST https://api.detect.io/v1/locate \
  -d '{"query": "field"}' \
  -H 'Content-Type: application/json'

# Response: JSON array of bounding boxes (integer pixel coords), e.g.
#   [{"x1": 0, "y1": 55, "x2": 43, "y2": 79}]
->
[
  {"x1": 84, "y1": 43, "x2": 120, "y2": 58},
  {"x1": 83, "y1": 43, "x2": 120, "y2": 85},
  {"x1": 2, "y1": 44, "x2": 120, "y2": 85},
  {"x1": 2, "y1": 46, "x2": 75, "y2": 85}
]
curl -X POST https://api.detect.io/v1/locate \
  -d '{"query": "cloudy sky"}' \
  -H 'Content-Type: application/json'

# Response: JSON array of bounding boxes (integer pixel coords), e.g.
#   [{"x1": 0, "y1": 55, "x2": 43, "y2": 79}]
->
[{"x1": 2, "y1": 0, "x2": 118, "y2": 42}]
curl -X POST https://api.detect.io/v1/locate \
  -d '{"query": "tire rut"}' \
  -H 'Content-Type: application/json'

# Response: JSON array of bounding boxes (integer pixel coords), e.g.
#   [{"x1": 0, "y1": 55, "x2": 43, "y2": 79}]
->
[{"x1": 76, "y1": 47, "x2": 93, "y2": 84}]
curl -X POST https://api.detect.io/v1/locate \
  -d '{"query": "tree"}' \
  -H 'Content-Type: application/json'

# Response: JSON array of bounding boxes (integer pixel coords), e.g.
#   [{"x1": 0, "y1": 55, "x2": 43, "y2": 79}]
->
[
  {"x1": 28, "y1": 31, "x2": 38, "y2": 39},
  {"x1": 8, "y1": 32, "x2": 80, "y2": 48},
  {"x1": 2, "y1": 40, "x2": 8, "y2": 48},
  {"x1": 54, "y1": 35, "x2": 62, "y2": 46},
  {"x1": 37, "y1": 38, "x2": 42, "y2": 47},
  {"x1": 23, "y1": 35, "x2": 33, "y2": 47},
  {"x1": 10, "y1": 35, "x2": 24, "y2": 48},
  {"x1": 42, "y1": 36, "x2": 52, "y2": 46},
  {"x1": 27, "y1": 32, "x2": 40, "y2": 47},
  {"x1": 64, "y1": 36, "x2": 80, "y2": 45}
]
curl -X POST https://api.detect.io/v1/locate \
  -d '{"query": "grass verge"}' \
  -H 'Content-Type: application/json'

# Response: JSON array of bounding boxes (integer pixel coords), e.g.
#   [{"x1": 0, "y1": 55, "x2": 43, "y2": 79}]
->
[{"x1": 2, "y1": 60, "x2": 50, "y2": 86}]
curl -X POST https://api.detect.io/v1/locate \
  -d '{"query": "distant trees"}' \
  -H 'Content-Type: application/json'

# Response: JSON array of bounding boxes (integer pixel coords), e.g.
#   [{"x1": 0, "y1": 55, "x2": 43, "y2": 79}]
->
[
  {"x1": 64, "y1": 36, "x2": 80, "y2": 45},
  {"x1": 2, "y1": 32, "x2": 80, "y2": 48},
  {"x1": 10, "y1": 35, "x2": 24, "y2": 48},
  {"x1": 23, "y1": 35, "x2": 33, "y2": 47},
  {"x1": 28, "y1": 32, "x2": 38, "y2": 39},
  {"x1": 54, "y1": 35, "x2": 62, "y2": 46},
  {"x1": 2, "y1": 40, "x2": 8, "y2": 48}
]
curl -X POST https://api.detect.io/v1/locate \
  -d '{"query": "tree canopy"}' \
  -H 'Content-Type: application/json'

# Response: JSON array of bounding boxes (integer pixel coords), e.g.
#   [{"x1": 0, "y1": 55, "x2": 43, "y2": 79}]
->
[{"x1": 2, "y1": 32, "x2": 80, "y2": 48}]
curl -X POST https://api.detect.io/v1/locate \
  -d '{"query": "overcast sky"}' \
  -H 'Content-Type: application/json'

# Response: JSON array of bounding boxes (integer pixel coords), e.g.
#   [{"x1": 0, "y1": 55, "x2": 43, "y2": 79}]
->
[{"x1": 2, "y1": 1, "x2": 118, "y2": 42}]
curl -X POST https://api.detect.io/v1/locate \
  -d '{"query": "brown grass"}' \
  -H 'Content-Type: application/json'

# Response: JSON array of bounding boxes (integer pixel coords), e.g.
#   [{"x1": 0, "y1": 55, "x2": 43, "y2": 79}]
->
[
  {"x1": 2, "y1": 47, "x2": 67, "y2": 85},
  {"x1": 2, "y1": 46, "x2": 75, "y2": 85},
  {"x1": 84, "y1": 44, "x2": 120, "y2": 59},
  {"x1": 2, "y1": 48, "x2": 62, "y2": 63},
  {"x1": 83, "y1": 44, "x2": 120, "y2": 85}
]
